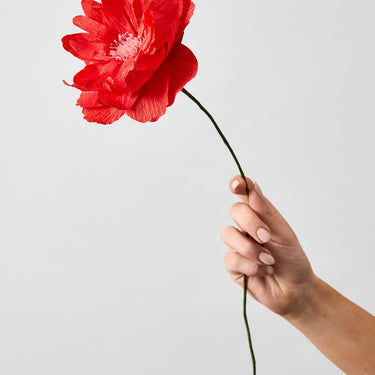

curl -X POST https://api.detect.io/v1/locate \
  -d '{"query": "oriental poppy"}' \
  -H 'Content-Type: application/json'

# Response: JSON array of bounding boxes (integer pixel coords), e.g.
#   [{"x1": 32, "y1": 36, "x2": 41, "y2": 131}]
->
[{"x1": 62, "y1": 0, "x2": 198, "y2": 124}]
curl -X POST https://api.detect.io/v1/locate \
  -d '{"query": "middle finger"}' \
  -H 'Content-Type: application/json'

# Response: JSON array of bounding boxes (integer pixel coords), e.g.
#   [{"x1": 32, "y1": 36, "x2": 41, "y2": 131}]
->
[{"x1": 230, "y1": 202, "x2": 272, "y2": 244}]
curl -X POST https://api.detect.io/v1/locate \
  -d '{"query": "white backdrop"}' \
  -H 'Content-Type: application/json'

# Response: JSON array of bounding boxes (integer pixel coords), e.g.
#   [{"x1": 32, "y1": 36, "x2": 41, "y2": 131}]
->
[{"x1": 0, "y1": 0, "x2": 374, "y2": 374}]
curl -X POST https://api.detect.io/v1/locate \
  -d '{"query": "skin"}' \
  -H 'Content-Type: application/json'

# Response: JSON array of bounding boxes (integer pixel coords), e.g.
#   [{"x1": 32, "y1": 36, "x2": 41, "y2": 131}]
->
[{"x1": 222, "y1": 176, "x2": 375, "y2": 374}]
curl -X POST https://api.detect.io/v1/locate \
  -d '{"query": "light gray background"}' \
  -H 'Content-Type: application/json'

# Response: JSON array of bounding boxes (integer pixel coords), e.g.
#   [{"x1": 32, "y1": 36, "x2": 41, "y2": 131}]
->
[{"x1": 0, "y1": 0, "x2": 374, "y2": 374}]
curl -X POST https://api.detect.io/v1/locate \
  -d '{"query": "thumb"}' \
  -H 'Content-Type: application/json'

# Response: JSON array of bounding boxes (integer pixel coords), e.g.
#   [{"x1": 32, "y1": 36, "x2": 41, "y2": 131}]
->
[{"x1": 229, "y1": 176, "x2": 298, "y2": 244}]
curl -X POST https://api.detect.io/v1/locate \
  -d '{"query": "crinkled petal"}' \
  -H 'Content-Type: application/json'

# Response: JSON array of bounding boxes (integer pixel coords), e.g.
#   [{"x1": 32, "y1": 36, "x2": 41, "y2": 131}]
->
[
  {"x1": 101, "y1": 0, "x2": 139, "y2": 33},
  {"x1": 77, "y1": 92, "x2": 126, "y2": 124},
  {"x1": 137, "y1": 6, "x2": 156, "y2": 54},
  {"x1": 174, "y1": 0, "x2": 195, "y2": 47},
  {"x1": 76, "y1": 91, "x2": 100, "y2": 107},
  {"x1": 73, "y1": 15, "x2": 116, "y2": 41},
  {"x1": 62, "y1": 33, "x2": 111, "y2": 63},
  {"x1": 72, "y1": 61, "x2": 120, "y2": 91},
  {"x1": 133, "y1": 0, "x2": 195, "y2": 56},
  {"x1": 133, "y1": 0, "x2": 152, "y2": 20},
  {"x1": 151, "y1": 0, "x2": 184, "y2": 51},
  {"x1": 163, "y1": 43, "x2": 197, "y2": 105},
  {"x1": 82, "y1": 106, "x2": 126, "y2": 124},
  {"x1": 125, "y1": 42, "x2": 197, "y2": 122},
  {"x1": 97, "y1": 85, "x2": 139, "y2": 109},
  {"x1": 124, "y1": 47, "x2": 166, "y2": 92},
  {"x1": 81, "y1": 0, "x2": 133, "y2": 35},
  {"x1": 109, "y1": 59, "x2": 137, "y2": 90}
]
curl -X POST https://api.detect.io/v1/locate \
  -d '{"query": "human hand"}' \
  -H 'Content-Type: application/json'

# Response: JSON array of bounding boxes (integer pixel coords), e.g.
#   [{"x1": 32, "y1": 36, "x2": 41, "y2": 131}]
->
[{"x1": 222, "y1": 176, "x2": 318, "y2": 319}]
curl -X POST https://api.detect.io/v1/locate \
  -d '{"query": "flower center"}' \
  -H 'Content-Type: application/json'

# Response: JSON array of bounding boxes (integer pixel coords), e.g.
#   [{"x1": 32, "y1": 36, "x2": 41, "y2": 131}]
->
[{"x1": 109, "y1": 33, "x2": 142, "y2": 61}]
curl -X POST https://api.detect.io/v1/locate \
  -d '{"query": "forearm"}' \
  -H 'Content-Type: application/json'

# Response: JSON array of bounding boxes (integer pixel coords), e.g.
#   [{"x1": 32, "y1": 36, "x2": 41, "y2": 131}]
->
[{"x1": 286, "y1": 277, "x2": 375, "y2": 374}]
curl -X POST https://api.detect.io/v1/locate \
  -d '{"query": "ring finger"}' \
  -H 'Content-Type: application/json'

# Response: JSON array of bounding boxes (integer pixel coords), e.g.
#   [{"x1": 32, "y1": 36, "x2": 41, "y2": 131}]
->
[{"x1": 222, "y1": 226, "x2": 275, "y2": 266}]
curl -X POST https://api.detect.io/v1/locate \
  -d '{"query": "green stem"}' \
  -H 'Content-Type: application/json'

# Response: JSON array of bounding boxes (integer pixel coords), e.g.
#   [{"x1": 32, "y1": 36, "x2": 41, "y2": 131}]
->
[
  {"x1": 181, "y1": 88, "x2": 256, "y2": 374},
  {"x1": 243, "y1": 274, "x2": 256, "y2": 374},
  {"x1": 181, "y1": 89, "x2": 249, "y2": 197}
]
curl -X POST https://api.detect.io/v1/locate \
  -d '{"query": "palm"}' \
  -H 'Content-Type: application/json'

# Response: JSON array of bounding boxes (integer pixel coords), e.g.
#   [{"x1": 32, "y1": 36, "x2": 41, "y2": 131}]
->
[{"x1": 232, "y1": 236, "x2": 314, "y2": 316}]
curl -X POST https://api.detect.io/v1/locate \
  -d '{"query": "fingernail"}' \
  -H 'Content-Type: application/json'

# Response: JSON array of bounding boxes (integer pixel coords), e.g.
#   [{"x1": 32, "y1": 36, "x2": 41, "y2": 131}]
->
[
  {"x1": 254, "y1": 181, "x2": 263, "y2": 197},
  {"x1": 231, "y1": 180, "x2": 240, "y2": 190},
  {"x1": 265, "y1": 266, "x2": 274, "y2": 275},
  {"x1": 258, "y1": 252, "x2": 275, "y2": 266},
  {"x1": 257, "y1": 228, "x2": 271, "y2": 243}
]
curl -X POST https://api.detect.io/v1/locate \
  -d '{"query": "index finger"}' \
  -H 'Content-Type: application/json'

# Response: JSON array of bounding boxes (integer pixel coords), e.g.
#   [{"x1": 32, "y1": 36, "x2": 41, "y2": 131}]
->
[
  {"x1": 229, "y1": 175, "x2": 298, "y2": 244},
  {"x1": 229, "y1": 176, "x2": 254, "y2": 203},
  {"x1": 229, "y1": 175, "x2": 280, "y2": 220}
]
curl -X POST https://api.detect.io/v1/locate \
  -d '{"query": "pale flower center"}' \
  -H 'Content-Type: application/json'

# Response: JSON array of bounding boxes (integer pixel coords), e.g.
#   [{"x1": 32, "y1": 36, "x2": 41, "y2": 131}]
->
[{"x1": 109, "y1": 33, "x2": 142, "y2": 61}]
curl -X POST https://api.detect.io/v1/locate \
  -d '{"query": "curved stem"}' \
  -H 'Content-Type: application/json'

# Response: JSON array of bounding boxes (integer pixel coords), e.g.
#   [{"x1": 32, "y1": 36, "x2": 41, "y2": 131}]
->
[
  {"x1": 181, "y1": 87, "x2": 256, "y2": 374},
  {"x1": 181, "y1": 88, "x2": 249, "y2": 197}
]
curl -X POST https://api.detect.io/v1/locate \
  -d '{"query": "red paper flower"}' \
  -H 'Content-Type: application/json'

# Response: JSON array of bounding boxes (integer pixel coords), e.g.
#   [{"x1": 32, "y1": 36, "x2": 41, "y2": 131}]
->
[{"x1": 62, "y1": 0, "x2": 198, "y2": 124}]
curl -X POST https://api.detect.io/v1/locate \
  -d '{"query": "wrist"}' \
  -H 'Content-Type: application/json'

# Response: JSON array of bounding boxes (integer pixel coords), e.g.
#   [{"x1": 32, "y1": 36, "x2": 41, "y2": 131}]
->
[
  {"x1": 283, "y1": 274, "x2": 325, "y2": 326},
  {"x1": 281, "y1": 276, "x2": 375, "y2": 374}
]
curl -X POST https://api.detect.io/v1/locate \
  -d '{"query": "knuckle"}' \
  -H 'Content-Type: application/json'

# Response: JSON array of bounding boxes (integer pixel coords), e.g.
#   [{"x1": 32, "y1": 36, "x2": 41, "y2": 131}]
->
[
  {"x1": 230, "y1": 201, "x2": 246, "y2": 218},
  {"x1": 264, "y1": 206, "x2": 279, "y2": 219},
  {"x1": 247, "y1": 263, "x2": 260, "y2": 276},
  {"x1": 221, "y1": 226, "x2": 234, "y2": 242},
  {"x1": 224, "y1": 251, "x2": 238, "y2": 271},
  {"x1": 244, "y1": 241, "x2": 255, "y2": 258},
  {"x1": 232, "y1": 273, "x2": 244, "y2": 286},
  {"x1": 223, "y1": 251, "x2": 232, "y2": 269}
]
